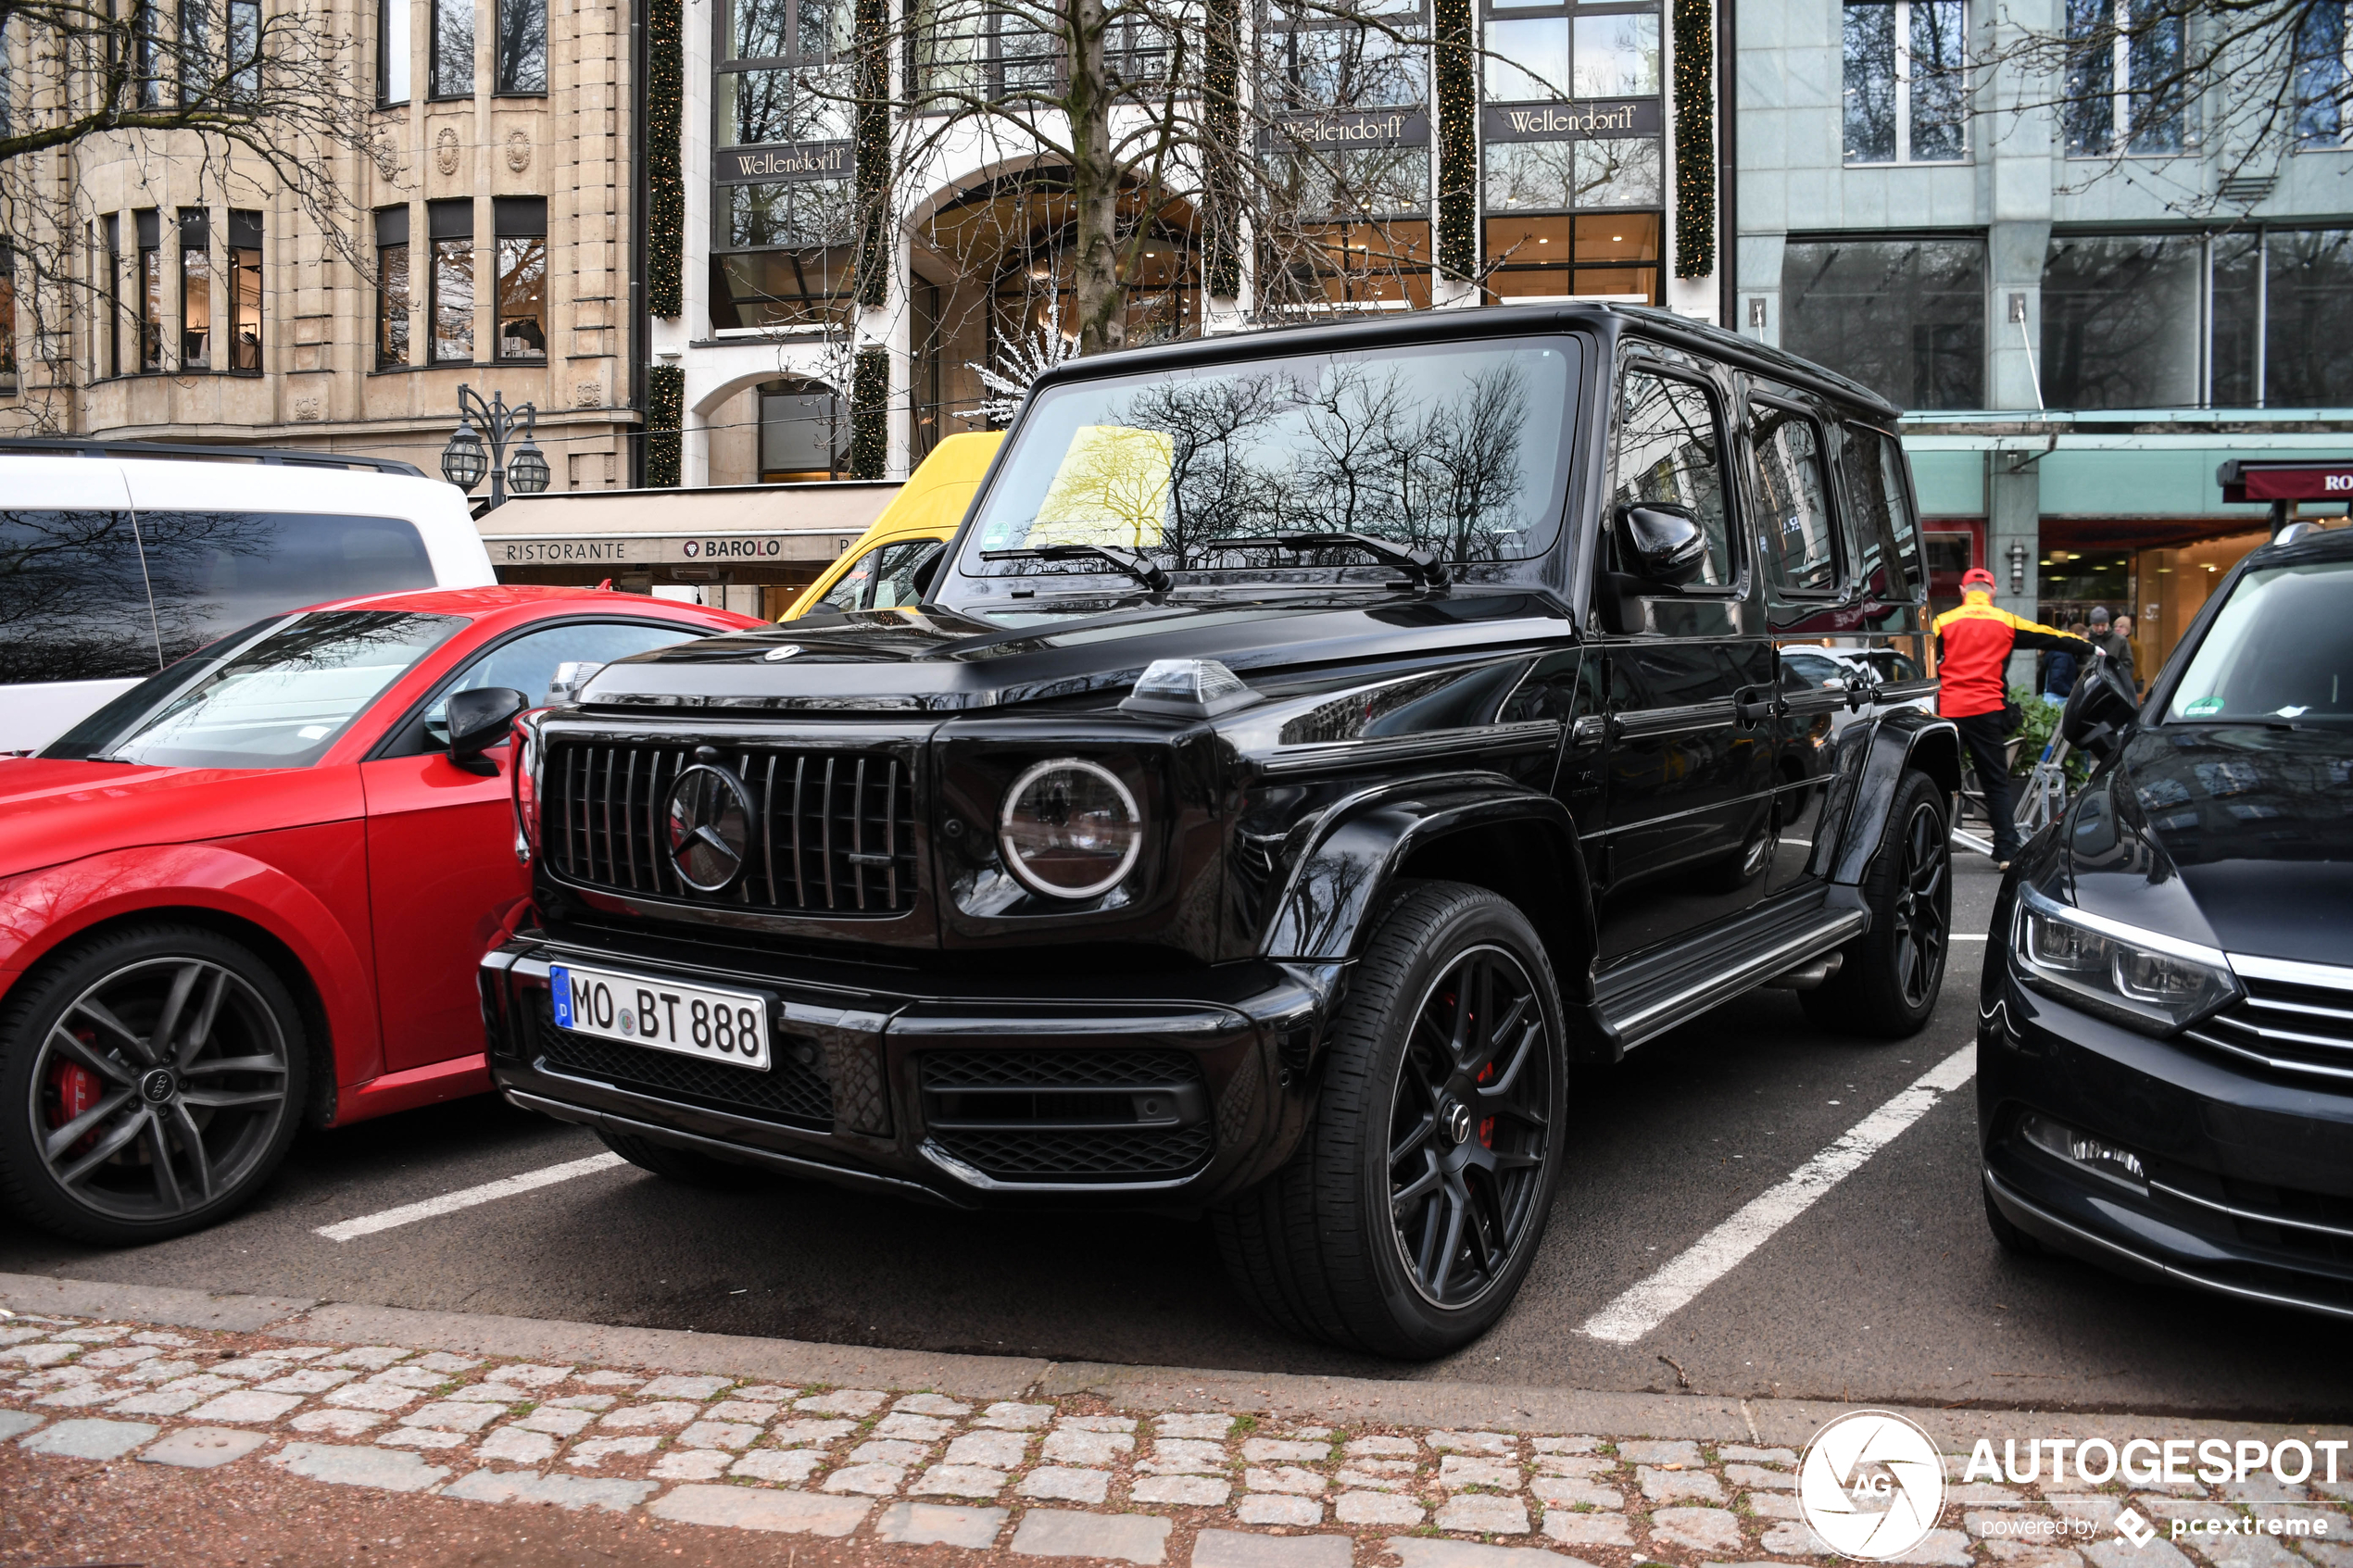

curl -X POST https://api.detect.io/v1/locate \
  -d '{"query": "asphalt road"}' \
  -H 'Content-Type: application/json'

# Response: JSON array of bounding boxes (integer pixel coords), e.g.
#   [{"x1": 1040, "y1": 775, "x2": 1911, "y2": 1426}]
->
[{"x1": 5, "y1": 850, "x2": 2345, "y2": 1422}]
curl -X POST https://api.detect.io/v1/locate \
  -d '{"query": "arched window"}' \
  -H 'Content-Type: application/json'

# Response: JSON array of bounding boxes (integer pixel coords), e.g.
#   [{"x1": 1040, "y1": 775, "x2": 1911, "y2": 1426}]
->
[{"x1": 759, "y1": 377, "x2": 849, "y2": 481}]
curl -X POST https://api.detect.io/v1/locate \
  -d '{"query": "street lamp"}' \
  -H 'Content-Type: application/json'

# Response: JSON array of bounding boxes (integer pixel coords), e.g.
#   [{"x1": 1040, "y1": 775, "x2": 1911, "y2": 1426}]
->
[{"x1": 439, "y1": 385, "x2": 546, "y2": 509}]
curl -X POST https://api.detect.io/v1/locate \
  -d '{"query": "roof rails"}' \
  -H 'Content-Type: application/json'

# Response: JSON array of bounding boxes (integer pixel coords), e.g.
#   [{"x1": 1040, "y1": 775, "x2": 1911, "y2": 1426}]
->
[{"x1": 0, "y1": 434, "x2": 428, "y2": 478}]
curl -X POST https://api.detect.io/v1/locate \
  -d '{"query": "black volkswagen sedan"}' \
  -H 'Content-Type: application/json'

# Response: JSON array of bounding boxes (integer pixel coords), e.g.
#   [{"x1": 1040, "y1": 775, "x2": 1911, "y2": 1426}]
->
[{"x1": 1980, "y1": 521, "x2": 2353, "y2": 1317}]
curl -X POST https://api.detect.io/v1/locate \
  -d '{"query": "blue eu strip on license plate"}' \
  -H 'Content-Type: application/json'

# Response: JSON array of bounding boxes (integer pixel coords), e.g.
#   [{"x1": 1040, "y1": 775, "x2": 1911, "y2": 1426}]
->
[{"x1": 550, "y1": 965, "x2": 573, "y2": 1029}]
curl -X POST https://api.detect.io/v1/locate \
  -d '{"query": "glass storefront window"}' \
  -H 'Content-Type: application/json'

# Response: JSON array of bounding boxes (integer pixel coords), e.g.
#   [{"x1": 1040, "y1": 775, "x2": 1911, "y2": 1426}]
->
[
  {"x1": 712, "y1": 0, "x2": 858, "y2": 334},
  {"x1": 712, "y1": 245, "x2": 857, "y2": 331},
  {"x1": 1780, "y1": 236, "x2": 1985, "y2": 409},
  {"x1": 2263, "y1": 228, "x2": 2353, "y2": 407},
  {"x1": 1262, "y1": 220, "x2": 1433, "y2": 311},
  {"x1": 2041, "y1": 232, "x2": 2201, "y2": 408},
  {"x1": 1482, "y1": 212, "x2": 1660, "y2": 303}
]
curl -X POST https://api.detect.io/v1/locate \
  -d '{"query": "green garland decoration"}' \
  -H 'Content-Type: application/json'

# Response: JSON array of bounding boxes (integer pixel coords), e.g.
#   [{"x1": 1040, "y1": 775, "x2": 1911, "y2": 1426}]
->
[
  {"x1": 1203, "y1": 0, "x2": 1241, "y2": 299},
  {"x1": 850, "y1": 346, "x2": 888, "y2": 479},
  {"x1": 645, "y1": 364, "x2": 685, "y2": 488},
  {"x1": 853, "y1": 0, "x2": 890, "y2": 310},
  {"x1": 1434, "y1": 0, "x2": 1476, "y2": 282},
  {"x1": 646, "y1": 0, "x2": 685, "y2": 318},
  {"x1": 1671, "y1": 0, "x2": 1715, "y2": 281}
]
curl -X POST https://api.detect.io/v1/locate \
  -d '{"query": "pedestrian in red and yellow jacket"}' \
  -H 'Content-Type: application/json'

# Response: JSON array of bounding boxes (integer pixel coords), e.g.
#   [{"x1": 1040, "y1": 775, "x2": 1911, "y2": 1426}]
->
[{"x1": 1931, "y1": 567, "x2": 2094, "y2": 867}]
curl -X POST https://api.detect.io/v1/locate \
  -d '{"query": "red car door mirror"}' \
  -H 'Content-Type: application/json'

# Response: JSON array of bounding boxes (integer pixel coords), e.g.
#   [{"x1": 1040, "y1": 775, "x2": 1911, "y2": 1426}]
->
[{"x1": 447, "y1": 686, "x2": 529, "y2": 775}]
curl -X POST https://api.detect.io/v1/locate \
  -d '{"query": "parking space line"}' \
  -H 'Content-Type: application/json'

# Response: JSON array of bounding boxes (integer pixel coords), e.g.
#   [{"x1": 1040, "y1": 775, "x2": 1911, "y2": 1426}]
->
[
  {"x1": 315, "y1": 1152, "x2": 628, "y2": 1242},
  {"x1": 1578, "y1": 1044, "x2": 1976, "y2": 1344}
]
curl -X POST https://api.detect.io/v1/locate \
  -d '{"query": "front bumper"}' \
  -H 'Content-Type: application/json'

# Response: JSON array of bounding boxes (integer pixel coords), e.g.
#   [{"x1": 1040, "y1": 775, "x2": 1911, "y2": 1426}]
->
[
  {"x1": 1978, "y1": 960, "x2": 2353, "y2": 1321},
  {"x1": 479, "y1": 927, "x2": 1336, "y2": 1208}
]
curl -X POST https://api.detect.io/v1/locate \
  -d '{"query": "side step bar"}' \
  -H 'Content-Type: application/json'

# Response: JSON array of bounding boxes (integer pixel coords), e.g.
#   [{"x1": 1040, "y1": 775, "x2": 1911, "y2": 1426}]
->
[{"x1": 1594, "y1": 906, "x2": 1868, "y2": 1052}]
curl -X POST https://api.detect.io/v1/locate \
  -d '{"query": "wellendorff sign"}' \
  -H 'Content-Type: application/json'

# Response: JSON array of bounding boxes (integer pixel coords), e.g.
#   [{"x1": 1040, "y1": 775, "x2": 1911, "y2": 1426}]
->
[
  {"x1": 1480, "y1": 97, "x2": 1662, "y2": 143},
  {"x1": 715, "y1": 140, "x2": 854, "y2": 184},
  {"x1": 1260, "y1": 109, "x2": 1431, "y2": 149}
]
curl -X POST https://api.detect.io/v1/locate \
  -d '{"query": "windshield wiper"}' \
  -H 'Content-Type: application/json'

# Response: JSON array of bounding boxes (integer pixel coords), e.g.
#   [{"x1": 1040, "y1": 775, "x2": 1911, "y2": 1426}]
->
[
  {"x1": 980, "y1": 544, "x2": 1173, "y2": 595},
  {"x1": 1206, "y1": 532, "x2": 1451, "y2": 590}
]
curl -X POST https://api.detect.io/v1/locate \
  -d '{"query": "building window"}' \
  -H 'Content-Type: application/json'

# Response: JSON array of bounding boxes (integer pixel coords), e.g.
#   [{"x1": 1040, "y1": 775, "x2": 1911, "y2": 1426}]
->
[
  {"x1": 382, "y1": 0, "x2": 412, "y2": 100},
  {"x1": 759, "y1": 377, "x2": 849, "y2": 480},
  {"x1": 136, "y1": 209, "x2": 162, "y2": 370},
  {"x1": 227, "y1": 208, "x2": 261, "y2": 372},
  {"x1": 137, "y1": 6, "x2": 165, "y2": 106},
  {"x1": 432, "y1": 0, "x2": 474, "y2": 96},
  {"x1": 493, "y1": 196, "x2": 547, "y2": 359},
  {"x1": 1842, "y1": 0, "x2": 1966, "y2": 163},
  {"x1": 711, "y1": 247, "x2": 856, "y2": 331},
  {"x1": 711, "y1": 0, "x2": 857, "y2": 332},
  {"x1": 427, "y1": 198, "x2": 473, "y2": 362},
  {"x1": 1781, "y1": 235, "x2": 1985, "y2": 409},
  {"x1": 178, "y1": 207, "x2": 211, "y2": 370},
  {"x1": 0, "y1": 245, "x2": 16, "y2": 395},
  {"x1": 102, "y1": 215, "x2": 123, "y2": 378},
  {"x1": 1484, "y1": 213, "x2": 1661, "y2": 304},
  {"x1": 914, "y1": 0, "x2": 1062, "y2": 102},
  {"x1": 178, "y1": 0, "x2": 211, "y2": 101},
  {"x1": 496, "y1": 0, "x2": 545, "y2": 90},
  {"x1": 2293, "y1": 2, "x2": 2351, "y2": 144},
  {"x1": 228, "y1": 0, "x2": 259, "y2": 96},
  {"x1": 1485, "y1": 2, "x2": 1658, "y2": 103},
  {"x1": 2063, "y1": 0, "x2": 2183, "y2": 156},
  {"x1": 375, "y1": 206, "x2": 411, "y2": 368}
]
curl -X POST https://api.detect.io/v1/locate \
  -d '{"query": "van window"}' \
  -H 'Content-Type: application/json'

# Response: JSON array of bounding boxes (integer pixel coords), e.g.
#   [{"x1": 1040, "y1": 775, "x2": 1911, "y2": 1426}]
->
[
  {"x1": 1838, "y1": 426, "x2": 1925, "y2": 601},
  {"x1": 1747, "y1": 404, "x2": 1838, "y2": 596},
  {"x1": 820, "y1": 538, "x2": 939, "y2": 612},
  {"x1": 0, "y1": 508, "x2": 164, "y2": 683},
  {"x1": 134, "y1": 511, "x2": 436, "y2": 662},
  {"x1": 1612, "y1": 370, "x2": 1734, "y2": 589}
]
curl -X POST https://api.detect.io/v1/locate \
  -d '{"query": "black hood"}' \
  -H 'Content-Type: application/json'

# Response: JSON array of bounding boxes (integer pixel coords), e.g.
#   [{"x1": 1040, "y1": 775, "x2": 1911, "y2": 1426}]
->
[
  {"x1": 574, "y1": 590, "x2": 1575, "y2": 714},
  {"x1": 2064, "y1": 723, "x2": 2353, "y2": 965}
]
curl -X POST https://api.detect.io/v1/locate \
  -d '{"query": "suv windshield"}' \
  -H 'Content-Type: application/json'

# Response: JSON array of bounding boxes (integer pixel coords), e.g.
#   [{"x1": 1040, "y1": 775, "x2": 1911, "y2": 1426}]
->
[
  {"x1": 950, "y1": 337, "x2": 1579, "y2": 596},
  {"x1": 43, "y1": 610, "x2": 463, "y2": 769},
  {"x1": 2166, "y1": 558, "x2": 2353, "y2": 724}
]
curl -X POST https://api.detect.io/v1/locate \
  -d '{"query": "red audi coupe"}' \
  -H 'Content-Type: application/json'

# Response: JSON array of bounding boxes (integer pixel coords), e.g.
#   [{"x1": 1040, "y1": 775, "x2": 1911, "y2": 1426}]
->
[{"x1": 0, "y1": 585, "x2": 763, "y2": 1244}]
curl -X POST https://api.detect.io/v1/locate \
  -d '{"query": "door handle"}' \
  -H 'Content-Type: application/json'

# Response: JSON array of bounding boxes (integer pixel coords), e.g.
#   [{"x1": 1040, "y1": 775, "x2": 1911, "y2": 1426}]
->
[{"x1": 1734, "y1": 687, "x2": 1783, "y2": 727}]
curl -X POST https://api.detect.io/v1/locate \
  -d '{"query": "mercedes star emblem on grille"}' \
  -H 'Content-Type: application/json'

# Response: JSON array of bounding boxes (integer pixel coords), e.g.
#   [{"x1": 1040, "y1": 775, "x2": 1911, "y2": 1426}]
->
[
  {"x1": 762, "y1": 645, "x2": 803, "y2": 661},
  {"x1": 665, "y1": 762, "x2": 758, "y2": 892}
]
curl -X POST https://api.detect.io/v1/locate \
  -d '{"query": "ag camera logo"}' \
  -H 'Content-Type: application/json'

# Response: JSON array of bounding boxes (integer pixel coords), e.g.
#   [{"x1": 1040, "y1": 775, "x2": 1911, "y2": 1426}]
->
[{"x1": 1799, "y1": 1411, "x2": 1947, "y2": 1560}]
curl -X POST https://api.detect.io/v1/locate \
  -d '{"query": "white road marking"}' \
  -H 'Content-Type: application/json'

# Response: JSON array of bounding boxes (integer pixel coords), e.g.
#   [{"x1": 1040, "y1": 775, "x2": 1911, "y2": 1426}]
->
[
  {"x1": 316, "y1": 1153, "x2": 627, "y2": 1242},
  {"x1": 1951, "y1": 933, "x2": 1988, "y2": 941},
  {"x1": 1579, "y1": 1045, "x2": 1976, "y2": 1344}
]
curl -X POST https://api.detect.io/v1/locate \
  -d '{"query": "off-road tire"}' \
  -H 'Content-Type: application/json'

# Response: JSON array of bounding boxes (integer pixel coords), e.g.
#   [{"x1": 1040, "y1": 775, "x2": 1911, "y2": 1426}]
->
[
  {"x1": 1803, "y1": 769, "x2": 1951, "y2": 1038},
  {"x1": 1211, "y1": 881, "x2": 1569, "y2": 1359},
  {"x1": 0, "y1": 922, "x2": 309, "y2": 1245},
  {"x1": 596, "y1": 1126, "x2": 768, "y2": 1189}
]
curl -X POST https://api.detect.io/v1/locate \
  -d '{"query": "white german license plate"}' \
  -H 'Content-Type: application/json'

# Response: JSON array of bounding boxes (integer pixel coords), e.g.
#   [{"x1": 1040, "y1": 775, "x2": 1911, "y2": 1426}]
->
[{"x1": 549, "y1": 963, "x2": 771, "y2": 1072}]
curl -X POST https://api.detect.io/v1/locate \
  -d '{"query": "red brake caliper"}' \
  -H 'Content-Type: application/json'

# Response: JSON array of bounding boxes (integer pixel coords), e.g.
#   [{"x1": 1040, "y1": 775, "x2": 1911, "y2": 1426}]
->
[
  {"x1": 1476, "y1": 1061, "x2": 1496, "y2": 1148},
  {"x1": 45, "y1": 1035, "x2": 105, "y2": 1156}
]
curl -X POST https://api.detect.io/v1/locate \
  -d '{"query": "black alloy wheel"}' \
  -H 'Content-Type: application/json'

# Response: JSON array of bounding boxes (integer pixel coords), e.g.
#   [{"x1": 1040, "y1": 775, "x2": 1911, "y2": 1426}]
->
[
  {"x1": 1212, "y1": 881, "x2": 1568, "y2": 1358},
  {"x1": 1803, "y1": 769, "x2": 1951, "y2": 1037},
  {"x1": 1387, "y1": 943, "x2": 1555, "y2": 1309},
  {"x1": 0, "y1": 925, "x2": 308, "y2": 1244}
]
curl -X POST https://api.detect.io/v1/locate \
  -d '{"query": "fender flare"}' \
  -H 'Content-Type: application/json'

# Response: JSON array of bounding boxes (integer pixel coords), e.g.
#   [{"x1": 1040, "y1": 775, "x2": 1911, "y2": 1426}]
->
[
  {"x1": 0, "y1": 843, "x2": 382, "y2": 1089},
  {"x1": 1257, "y1": 772, "x2": 1597, "y2": 975},
  {"x1": 1825, "y1": 709, "x2": 1962, "y2": 886}
]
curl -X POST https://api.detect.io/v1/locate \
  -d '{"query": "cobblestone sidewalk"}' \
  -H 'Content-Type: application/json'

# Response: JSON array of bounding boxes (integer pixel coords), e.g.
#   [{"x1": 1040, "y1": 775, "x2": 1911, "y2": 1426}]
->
[{"x1": 5, "y1": 1308, "x2": 2349, "y2": 1568}]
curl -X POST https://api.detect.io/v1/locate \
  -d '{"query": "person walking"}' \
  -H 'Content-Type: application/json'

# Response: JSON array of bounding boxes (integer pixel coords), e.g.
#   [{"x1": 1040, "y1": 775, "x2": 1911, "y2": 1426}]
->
[
  {"x1": 2040, "y1": 616, "x2": 2083, "y2": 700},
  {"x1": 2088, "y1": 607, "x2": 2137, "y2": 692},
  {"x1": 1933, "y1": 568, "x2": 2094, "y2": 868},
  {"x1": 2111, "y1": 613, "x2": 2140, "y2": 691}
]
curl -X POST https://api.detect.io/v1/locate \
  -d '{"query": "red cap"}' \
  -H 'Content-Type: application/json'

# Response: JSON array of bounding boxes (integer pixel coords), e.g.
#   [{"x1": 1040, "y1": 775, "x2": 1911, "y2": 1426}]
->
[{"x1": 1961, "y1": 567, "x2": 1997, "y2": 592}]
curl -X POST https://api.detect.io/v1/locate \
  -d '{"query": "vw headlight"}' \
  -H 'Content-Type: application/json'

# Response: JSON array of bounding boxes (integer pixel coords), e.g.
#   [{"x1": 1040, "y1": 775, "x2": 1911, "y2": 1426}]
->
[
  {"x1": 2011, "y1": 884, "x2": 2239, "y2": 1034},
  {"x1": 511, "y1": 710, "x2": 547, "y2": 865},
  {"x1": 998, "y1": 758, "x2": 1141, "y2": 899}
]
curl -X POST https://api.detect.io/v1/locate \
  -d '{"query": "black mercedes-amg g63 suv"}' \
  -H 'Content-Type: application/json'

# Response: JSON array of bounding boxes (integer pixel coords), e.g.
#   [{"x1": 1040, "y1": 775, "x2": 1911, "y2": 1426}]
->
[{"x1": 480, "y1": 301, "x2": 1959, "y2": 1357}]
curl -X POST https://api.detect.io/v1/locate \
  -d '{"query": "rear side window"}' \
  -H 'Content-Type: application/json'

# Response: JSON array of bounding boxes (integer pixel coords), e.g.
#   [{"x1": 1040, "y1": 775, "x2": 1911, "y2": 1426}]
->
[
  {"x1": 1748, "y1": 404, "x2": 1838, "y2": 596},
  {"x1": 1838, "y1": 426, "x2": 1924, "y2": 601},
  {"x1": 0, "y1": 508, "x2": 163, "y2": 683},
  {"x1": 135, "y1": 511, "x2": 435, "y2": 662},
  {"x1": 1612, "y1": 369, "x2": 1735, "y2": 590}
]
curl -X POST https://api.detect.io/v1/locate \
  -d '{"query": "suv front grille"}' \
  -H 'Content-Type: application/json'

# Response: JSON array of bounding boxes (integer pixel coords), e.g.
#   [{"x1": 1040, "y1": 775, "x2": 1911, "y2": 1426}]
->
[
  {"x1": 547, "y1": 742, "x2": 917, "y2": 916},
  {"x1": 533, "y1": 999, "x2": 835, "y2": 1129},
  {"x1": 2185, "y1": 961, "x2": 2353, "y2": 1084},
  {"x1": 920, "y1": 1048, "x2": 1214, "y2": 1183}
]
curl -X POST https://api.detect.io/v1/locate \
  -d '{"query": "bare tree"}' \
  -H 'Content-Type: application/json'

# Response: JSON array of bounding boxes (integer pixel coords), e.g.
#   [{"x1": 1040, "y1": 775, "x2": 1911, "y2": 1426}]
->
[{"x1": 0, "y1": 0, "x2": 376, "y2": 425}]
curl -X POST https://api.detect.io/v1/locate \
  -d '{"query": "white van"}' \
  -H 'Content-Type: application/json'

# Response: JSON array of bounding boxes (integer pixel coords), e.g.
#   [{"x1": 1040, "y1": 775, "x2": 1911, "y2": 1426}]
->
[{"x1": 0, "y1": 441, "x2": 496, "y2": 753}]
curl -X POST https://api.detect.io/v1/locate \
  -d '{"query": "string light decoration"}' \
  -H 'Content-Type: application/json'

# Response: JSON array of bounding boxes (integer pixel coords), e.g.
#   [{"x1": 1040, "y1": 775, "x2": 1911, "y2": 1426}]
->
[
  {"x1": 854, "y1": 0, "x2": 890, "y2": 310},
  {"x1": 850, "y1": 346, "x2": 888, "y2": 479},
  {"x1": 646, "y1": 0, "x2": 685, "y2": 317},
  {"x1": 1435, "y1": 0, "x2": 1476, "y2": 282},
  {"x1": 1671, "y1": 0, "x2": 1715, "y2": 281},
  {"x1": 645, "y1": 364, "x2": 685, "y2": 488},
  {"x1": 1204, "y1": 0, "x2": 1241, "y2": 299}
]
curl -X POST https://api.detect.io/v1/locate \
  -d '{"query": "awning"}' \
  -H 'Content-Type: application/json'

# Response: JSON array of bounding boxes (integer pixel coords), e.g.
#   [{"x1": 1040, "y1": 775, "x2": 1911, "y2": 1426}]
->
[
  {"x1": 480, "y1": 480, "x2": 902, "y2": 568},
  {"x1": 2216, "y1": 458, "x2": 2353, "y2": 503}
]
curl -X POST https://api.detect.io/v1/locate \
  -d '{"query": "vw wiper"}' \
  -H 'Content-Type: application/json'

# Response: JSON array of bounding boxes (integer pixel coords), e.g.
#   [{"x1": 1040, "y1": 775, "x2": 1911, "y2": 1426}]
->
[
  {"x1": 1206, "y1": 532, "x2": 1451, "y2": 590},
  {"x1": 980, "y1": 544, "x2": 1173, "y2": 594}
]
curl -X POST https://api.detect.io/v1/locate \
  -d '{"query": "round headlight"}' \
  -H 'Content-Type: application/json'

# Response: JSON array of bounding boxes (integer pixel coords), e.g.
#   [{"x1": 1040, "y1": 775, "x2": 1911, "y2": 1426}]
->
[{"x1": 998, "y1": 758, "x2": 1142, "y2": 899}]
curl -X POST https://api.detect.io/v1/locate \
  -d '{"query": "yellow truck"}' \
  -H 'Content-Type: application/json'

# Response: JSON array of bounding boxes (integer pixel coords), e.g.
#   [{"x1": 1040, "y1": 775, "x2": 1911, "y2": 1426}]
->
[{"x1": 782, "y1": 431, "x2": 1002, "y2": 620}]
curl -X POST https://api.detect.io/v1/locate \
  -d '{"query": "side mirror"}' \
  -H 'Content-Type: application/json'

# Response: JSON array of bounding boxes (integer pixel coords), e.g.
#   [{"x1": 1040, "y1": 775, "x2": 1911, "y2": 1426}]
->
[
  {"x1": 2060, "y1": 657, "x2": 2138, "y2": 761},
  {"x1": 447, "y1": 686, "x2": 529, "y2": 775},
  {"x1": 1616, "y1": 504, "x2": 1709, "y2": 588},
  {"x1": 909, "y1": 543, "x2": 947, "y2": 601}
]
